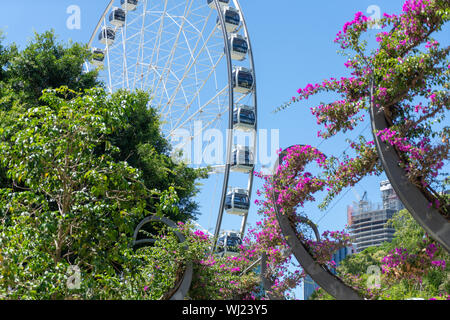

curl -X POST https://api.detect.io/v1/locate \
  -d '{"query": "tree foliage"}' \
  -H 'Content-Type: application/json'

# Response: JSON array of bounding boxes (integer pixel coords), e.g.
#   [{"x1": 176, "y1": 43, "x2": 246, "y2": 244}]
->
[
  {"x1": 102, "y1": 89, "x2": 207, "y2": 221},
  {"x1": 0, "y1": 30, "x2": 101, "y2": 189},
  {"x1": 5, "y1": 30, "x2": 99, "y2": 106},
  {"x1": 0, "y1": 29, "x2": 207, "y2": 299},
  {"x1": 0, "y1": 29, "x2": 206, "y2": 222},
  {"x1": 0, "y1": 87, "x2": 150, "y2": 298}
]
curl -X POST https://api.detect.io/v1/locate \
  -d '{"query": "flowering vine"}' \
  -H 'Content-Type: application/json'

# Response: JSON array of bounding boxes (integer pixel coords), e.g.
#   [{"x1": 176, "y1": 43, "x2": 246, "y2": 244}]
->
[
  {"x1": 284, "y1": 0, "x2": 449, "y2": 216},
  {"x1": 251, "y1": 0, "x2": 449, "y2": 300},
  {"x1": 249, "y1": 146, "x2": 355, "y2": 298}
]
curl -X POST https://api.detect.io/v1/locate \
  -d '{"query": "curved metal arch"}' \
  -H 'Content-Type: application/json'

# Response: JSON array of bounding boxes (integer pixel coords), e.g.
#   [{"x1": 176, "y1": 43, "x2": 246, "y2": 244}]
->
[
  {"x1": 298, "y1": 215, "x2": 321, "y2": 241},
  {"x1": 132, "y1": 215, "x2": 193, "y2": 300},
  {"x1": 260, "y1": 253, "x2": 283, "y2": 300},
  {"x1": 260, "y1": 216, "x2": 320, "y2": 300},
  {"x1": 271, "y1": 145, "x2": 363, "y2": 300},
  {"x1": 369, "y1": 82, "x2": 450, "y2": 253}
]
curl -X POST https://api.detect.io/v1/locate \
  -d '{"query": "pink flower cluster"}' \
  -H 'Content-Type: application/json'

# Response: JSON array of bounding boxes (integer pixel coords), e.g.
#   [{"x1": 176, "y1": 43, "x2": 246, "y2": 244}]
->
[
  {"x1": 381, "y1": 242, "x2": 447, "y2": 284},
  {"x1": 377, "y1": 128, "x2": 427, "y2": 159},
  {"x1": 247, "y1": 146, "x2": 358, "y2": 297},
  {"x1": 193, "y1": 230, "x2": 209, "y2": 241},
  {"x1": 334, "y1": 11, "x2": 370, "y2": 48},
  {"x1": 376, "y1": 127, "x2": 445, "y2": 182}
]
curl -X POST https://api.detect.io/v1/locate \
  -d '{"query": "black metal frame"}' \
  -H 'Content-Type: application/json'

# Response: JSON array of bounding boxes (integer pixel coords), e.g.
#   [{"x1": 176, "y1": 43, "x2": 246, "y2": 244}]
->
[
  {"x1": 271, "y1": 146, "x2": 363, "y2": 300},
  {"x1": 212, "y1": 0, "x2": 236, "y2": 249},
  {"x1": 260, "y1": 216, "x2": 321, "y2": 300},
  {"x1": 369, "y1": 81, "x2": 450, "y2": 253},
  {"x1": 132, "y1": 215, "x2": 193, "y2": 300}
]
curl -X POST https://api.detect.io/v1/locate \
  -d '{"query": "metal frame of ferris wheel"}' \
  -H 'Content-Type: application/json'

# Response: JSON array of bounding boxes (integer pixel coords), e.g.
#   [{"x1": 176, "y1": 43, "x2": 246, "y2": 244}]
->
[{"x1": 87, "y1": 0, "x2": 257, "y2": 247}]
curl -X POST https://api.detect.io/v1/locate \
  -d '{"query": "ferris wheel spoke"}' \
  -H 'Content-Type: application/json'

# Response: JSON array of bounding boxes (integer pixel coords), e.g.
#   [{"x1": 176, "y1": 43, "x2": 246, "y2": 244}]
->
[
  {"x1": 132, "y1": 0, "x2": 149, "y2": 89},
  {"x1": 160, "y1": 21, "x2": 219, "y2": 116},
  {"x1": 120, "y1": 27, "x2": 130, "y2": 89},
  {"x1": 153, "y1": 0, "x2": 195, "y2": 106},
  {"x1": 162, "y1": 51, "x2": 225, "y2": 130},
  {"x1": 143, "y1": 0, "x2": 169, "y2": 91},
  {"x1": 170, "y1": 109, "x2": 224, "y2": 154},
  {"x1": 174, "y1": 16, "x2": 201, "y2": 108},
  {"x1": 168, "y1": 69, "x2": 191, "y2": 108},
  {"x1": 144, "y1": 7, "x2": 213, "y2": 96},
  {"x1": 168, "y1": 84, "x2": 228, "y2": 135}
]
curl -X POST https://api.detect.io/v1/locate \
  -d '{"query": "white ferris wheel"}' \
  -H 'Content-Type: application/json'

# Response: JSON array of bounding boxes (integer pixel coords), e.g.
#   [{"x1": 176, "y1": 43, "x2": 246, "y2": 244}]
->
[{"x1": 87, "y1": 0, "x2": 257, "y2": 253}]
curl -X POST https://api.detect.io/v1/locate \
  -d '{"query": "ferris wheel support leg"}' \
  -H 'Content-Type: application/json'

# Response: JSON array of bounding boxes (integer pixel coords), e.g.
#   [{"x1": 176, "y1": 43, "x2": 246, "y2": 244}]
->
[{"x1": 239, "y1": 214, "x2": 248, "y2": 239}]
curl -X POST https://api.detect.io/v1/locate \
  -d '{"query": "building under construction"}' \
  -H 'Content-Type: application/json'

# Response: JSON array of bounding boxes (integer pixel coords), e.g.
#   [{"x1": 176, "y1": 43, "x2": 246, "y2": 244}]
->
[{"x1": 347, "y1": 181, "x2": 404, "y2": 253}]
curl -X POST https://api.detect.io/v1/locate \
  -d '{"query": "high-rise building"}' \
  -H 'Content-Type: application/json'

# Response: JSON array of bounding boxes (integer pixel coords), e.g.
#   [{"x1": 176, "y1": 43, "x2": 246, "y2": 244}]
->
[
  {"x1": 380, "y1": 180, "x2": 404, "y2": 212},
  {"x1": 304, "y1": 180, "x2": 405, "y2": 299},
  {"x1": 348, "y1": 181, "x2": 404, "y2": 253}
]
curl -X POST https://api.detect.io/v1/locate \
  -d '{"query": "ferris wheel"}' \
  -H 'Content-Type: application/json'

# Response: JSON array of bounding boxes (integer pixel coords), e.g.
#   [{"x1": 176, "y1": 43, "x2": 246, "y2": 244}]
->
[{"x1": 87, "y1": 0, "x2": 258, "y2": 249}]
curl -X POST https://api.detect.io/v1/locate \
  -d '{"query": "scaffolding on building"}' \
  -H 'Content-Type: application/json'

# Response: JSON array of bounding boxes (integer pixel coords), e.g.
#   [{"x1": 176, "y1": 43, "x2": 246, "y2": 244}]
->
[{"x1": 347, "y1": 180, "x2": 404, "y2": 253}]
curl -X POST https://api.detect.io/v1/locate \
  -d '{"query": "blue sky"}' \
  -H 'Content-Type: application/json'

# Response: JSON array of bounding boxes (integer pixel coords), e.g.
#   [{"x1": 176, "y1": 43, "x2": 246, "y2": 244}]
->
[{"x1": 1, "y1": 0, "x2": 448, "y2": 299}]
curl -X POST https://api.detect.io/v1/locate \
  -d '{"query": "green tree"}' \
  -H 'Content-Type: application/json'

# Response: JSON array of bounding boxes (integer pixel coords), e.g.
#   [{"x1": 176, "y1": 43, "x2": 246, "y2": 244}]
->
[
  {"x1": 337, "y1": 245, "x2": 388, "y2": 276},
  {"x1": 134, "y1": 222, "x2": 261, "y2": 300},
  {"x1": 103, "y1": 89, "x2": 207, "y2": 222},
  {"x1": 0, "y1": 30, "x2": 100, "y2": 189},
  {"x1": 0, "y1": 32, "x2": 16, "y2": 82},
  {"x1": 5, "y1": 30, "x2": 99, "y2": 106},
  {"x1": 0, "y1": 30, "x2": 205, "y2": 221},
  {"x1": 0, "y1": 86, "x2": 213, "y2": 299},
  {"x1": 0, "y1": 87, "x2": 151, "y2": 298}
]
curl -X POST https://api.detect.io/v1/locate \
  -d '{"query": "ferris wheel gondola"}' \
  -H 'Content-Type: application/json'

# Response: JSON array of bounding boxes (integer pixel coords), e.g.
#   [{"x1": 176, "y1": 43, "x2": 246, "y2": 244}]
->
[
  {"x1": 216, "y1": 230, "x2": 243, "y2": 256},
  {"x1": 232, "y1": 67, "x2": 254, "y2": 93},
  {"x1": 121, "y1": 0, "x2": 139, "y2": 11},
  {"x1": 229, "y1": 33, "x2": 248, "y2": 61},
  {"x1": 91, "y1": 48, "x2": 106, "y2": 67},
  {"x1": 217, "y1": 6, "x2": 241, "y2": 32},
  {"x1": 225, "y1": 187, "x2": 250, "y2": 216},
  {"x1": 109, "y1": 7, "x2": 126, "y2": 27},
  {"x1": 231, "y1": 145, "x2": 254, "y2": 173},
  {"x1": 233, "y1": 105, "x2": 256, "y2": 130},
  {"x1": 98, "y1": 26, "x2": 116, "y2": 45}
]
